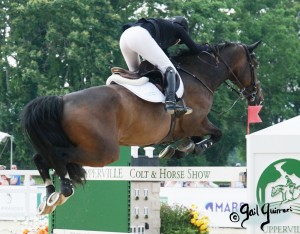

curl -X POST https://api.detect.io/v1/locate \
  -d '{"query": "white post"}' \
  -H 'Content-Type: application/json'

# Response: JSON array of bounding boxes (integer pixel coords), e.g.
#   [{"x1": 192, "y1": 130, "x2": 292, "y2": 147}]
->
[
  {"x1": 131, "y1": 146, "x2": 139, "y2": 158},
  {"x1": 10, "y1": 136, "x2": 13, "y2": 168},
  {"x1": 144, "y1": 146, "x2": 155, "y2": 158}
]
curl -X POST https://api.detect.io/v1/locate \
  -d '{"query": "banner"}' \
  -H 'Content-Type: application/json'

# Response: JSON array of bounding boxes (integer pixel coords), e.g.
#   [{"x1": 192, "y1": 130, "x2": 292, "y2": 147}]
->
[{"x1": 84, "y1": 166, "x2": 246, "y2": 182}]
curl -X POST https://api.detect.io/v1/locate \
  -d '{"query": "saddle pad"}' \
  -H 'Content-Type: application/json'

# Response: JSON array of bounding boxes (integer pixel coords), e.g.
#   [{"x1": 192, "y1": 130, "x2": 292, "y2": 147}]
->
[{"x1": 106, "y1": 74, "x2": 184, "y2": 103}]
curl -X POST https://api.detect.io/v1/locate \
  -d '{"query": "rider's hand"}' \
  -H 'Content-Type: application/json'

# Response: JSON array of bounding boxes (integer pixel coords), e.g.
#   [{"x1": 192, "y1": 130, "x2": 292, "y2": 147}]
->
[{"x1": 197, "y1": 45, "x2": 212, "y2": 53}]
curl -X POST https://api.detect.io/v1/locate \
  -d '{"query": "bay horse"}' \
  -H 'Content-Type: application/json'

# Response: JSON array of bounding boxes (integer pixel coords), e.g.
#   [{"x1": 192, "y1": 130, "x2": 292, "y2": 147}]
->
[{"x1": 21, "y1": 41, "x2": 263, "y2": 215}]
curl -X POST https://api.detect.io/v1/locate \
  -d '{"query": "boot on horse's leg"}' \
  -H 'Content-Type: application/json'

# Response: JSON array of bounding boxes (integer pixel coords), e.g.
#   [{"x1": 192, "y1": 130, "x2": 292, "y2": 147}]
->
[
  {"x1": 194, "y1": 139, "x2": 213, "y2": 155},
  {"x1": 47, "y1": 174, "x2": 74, "y2": 207},
  {"x1": 164, "y1": 67, "x2": 192, "y2": 115}
]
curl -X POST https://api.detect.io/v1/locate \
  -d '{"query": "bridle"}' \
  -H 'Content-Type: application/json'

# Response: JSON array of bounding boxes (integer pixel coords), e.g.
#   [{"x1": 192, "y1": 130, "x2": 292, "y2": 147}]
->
[
  {"x1": 219, "y1": 44, "x2": 260, "y2": 103},
  {"x1": 176, "y1": 43, "x2": 260, "y2": 103}
]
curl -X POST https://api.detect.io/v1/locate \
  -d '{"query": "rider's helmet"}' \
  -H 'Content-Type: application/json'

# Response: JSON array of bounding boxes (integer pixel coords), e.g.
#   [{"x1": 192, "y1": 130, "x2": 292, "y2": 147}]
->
[{"x1": 170, "y1": 16, "x2": 189, "y2": 31}]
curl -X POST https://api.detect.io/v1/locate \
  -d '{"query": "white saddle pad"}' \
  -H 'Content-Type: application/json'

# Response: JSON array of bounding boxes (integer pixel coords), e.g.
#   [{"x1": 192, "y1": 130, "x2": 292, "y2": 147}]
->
[{"x1": 106, "y1": 74, "x2": 184, "y2": 103}]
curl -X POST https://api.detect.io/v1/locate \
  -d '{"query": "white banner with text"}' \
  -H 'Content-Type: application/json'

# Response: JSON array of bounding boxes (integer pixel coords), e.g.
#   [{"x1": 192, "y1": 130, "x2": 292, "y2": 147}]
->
[{"x1": 84, "y1": 166, "x2": 246, "y2": 182}]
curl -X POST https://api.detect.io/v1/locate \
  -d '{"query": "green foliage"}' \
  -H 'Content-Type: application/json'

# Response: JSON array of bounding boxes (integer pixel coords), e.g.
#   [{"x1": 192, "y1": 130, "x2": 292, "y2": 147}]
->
[
  {"x1": 160, "y1": 203, "x2": 209, "y2": 233},
  {"x1": 0, "y1": 0, "x2": 122, "y2": 167},
  {"x1": 160, "y1": 203, "x2": 197, "y2": 234}
]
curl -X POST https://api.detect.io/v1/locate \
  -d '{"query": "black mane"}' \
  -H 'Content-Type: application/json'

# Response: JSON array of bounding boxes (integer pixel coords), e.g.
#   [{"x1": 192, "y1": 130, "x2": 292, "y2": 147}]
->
[{"x1": 174, "y1": 41, "x2": 239, "y2": 58}]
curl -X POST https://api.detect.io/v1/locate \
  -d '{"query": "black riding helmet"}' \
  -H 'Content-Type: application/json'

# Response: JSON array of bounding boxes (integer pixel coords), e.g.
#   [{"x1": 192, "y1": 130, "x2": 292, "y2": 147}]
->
[{"x1": 170, "y1": 16, "x2": 189, "y2": 31}]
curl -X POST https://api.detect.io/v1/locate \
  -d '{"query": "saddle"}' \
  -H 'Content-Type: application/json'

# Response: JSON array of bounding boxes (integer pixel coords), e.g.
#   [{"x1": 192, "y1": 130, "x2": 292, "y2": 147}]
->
[
  {"x1": 111, "y1": 61, "x2": 162, "y2": 78},
  {"x1": 111, "y1": 61, "x2": 180, "y2": 92}
]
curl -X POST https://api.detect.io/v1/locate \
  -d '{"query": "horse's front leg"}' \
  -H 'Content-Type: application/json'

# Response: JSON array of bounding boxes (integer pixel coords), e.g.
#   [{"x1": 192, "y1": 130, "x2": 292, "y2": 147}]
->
[
  {"x1": 188, "y1": 118, "x2": 222, "y2": 155},
  {"x1": 159, "y1": 137, "x2": 195, "y2": 159},
  {"x1": 192, "y1": 127, "x2": 222, "y2": 155}
]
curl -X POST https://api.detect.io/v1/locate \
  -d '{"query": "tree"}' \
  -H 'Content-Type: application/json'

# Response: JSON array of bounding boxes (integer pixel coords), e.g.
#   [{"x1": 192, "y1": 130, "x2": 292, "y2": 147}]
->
[{"x1": 0, "y1": 0, "x2": 122, "y2": 167}]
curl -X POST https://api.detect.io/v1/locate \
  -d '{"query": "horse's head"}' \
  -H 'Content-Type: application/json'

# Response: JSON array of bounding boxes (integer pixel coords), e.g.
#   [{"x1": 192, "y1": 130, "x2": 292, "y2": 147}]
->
[
  {"x1": 222, "y1": 41, "x2": 264, "y2": 106},
  {"x1": 271, "y1": 185, "x2": 282, "y2": 197},
  {"x1": 173, "y1": 41, "x2": 263, "y2": 106}
]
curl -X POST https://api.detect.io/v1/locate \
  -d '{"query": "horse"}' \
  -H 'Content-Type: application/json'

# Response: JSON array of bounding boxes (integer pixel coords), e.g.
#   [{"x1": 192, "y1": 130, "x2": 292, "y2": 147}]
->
[
  {"x1": 271, "y1": 184, "x2": 300, "y2": 202},
  {"x1": 21, "y1": 41, "x2": 263, "y2": 215}
]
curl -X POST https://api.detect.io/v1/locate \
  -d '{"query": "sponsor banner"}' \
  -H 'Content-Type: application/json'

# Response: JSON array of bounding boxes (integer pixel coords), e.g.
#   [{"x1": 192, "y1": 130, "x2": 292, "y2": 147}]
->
[
  {"x1": 0, "y1": 186, "x2": 45, "y2": 220},
  {"x1": 160, "y1": 187, "x2": 247, "y2": 227},
  {"x1": 84, "y1": 166, "x2": 245, "y2": 182}
]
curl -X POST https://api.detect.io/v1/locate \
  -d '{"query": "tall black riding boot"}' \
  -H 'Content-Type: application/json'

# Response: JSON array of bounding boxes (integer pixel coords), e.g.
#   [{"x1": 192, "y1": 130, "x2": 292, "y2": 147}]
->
[{"x1": 164, "y1": 67, "x2": 189, "y2": 115}]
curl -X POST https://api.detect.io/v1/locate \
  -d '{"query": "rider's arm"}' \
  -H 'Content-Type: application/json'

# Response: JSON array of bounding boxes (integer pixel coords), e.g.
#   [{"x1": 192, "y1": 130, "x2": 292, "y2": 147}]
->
[{"x1": 175, "y1": 25, "x2": 199, "y2": 52}]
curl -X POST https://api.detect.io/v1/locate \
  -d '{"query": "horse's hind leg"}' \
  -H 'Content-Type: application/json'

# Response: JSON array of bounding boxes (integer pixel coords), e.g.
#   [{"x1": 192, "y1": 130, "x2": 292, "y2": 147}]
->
[
  {"x1": 34, "y1": 153, "x2": 74, "y2": 214},
  {"x1": 33, "y1": 154, "x2": 57, "y2": 215},
  {"x1": 47, "y1": 164, "x2": 74, "y2": 208}
]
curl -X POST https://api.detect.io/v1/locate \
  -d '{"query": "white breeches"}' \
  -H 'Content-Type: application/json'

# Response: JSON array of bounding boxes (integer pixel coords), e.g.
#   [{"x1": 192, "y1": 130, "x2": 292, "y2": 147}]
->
[{"x1": 120, "y1": 26, "x2": 176, "y2": 73}]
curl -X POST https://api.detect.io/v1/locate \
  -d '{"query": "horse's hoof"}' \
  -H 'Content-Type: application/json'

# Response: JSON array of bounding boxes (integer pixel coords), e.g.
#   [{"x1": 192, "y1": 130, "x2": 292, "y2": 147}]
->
[
  {"x1": 159, "y1": 145, "x2": 175, "y2": 159},
  {"x1": 55, "y1": 189, "x2": 74, "y2": 206},
  {"x1": 176, "y1": 139, "x2": 195, "y2": 153},
  {"x1": 47, "y1": 192, "x2": 60, "y2": 207},
  {"x1": 37, "y1": 201, "x2": 56, "y2": 215},
  {"x1": 55, "y1": 194, "x2": 68, "y2": 206}
]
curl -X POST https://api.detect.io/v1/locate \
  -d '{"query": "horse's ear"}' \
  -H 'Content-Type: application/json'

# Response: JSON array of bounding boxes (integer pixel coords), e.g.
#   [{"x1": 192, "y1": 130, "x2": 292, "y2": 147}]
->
[{"x1": 247, "y1": 40, "x2": 262, "y2": 53}]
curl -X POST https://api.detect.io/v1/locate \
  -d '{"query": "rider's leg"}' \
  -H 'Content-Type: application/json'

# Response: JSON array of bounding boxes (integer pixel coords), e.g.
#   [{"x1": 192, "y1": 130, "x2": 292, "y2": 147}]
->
[
  {"x1": 164, "y1": 67, "x2": 187, "y2": 114},
  {"x1": 119, "y1": 27, "x2": 142, "y2": 72}
]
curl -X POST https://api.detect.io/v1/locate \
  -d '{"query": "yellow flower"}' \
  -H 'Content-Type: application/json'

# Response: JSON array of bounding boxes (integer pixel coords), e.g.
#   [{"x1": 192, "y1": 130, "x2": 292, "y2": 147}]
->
[
  {"x1": 195, "y1": 219, "x2": 203, "y2": 227},
  {"x1": 193, "y1": 213, "x2": 199, "y2": 220},
  {"x1": 190, "y1": 211, "x2": 198, "y2": 216},
  {"x1": 191, "y1": 204, "x2": 197, "y2": 210},
  {"x1": 200, "y1": 223, "x2": 208, "y2": 231},
  {"x1": 190, "y1": 218, "x2": 196, "y2": 224}
]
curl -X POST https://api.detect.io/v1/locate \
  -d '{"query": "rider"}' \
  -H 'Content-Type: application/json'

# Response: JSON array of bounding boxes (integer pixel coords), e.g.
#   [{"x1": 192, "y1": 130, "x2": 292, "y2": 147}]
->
[{"x1": 120, "y1": 16, "x2": 210, "y2": 114}]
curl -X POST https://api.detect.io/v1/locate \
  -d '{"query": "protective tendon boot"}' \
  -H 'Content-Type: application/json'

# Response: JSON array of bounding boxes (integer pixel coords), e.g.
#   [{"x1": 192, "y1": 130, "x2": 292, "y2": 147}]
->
[{"x1": 165, "y1": 67, "x2": 185, "y2": 114}]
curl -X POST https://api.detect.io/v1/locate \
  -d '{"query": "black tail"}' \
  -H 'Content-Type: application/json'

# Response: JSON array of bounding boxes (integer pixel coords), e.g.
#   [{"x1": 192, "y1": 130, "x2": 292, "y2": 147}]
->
[{"x1": 21, "y1": 96, "x2": 86, "y2": 185}]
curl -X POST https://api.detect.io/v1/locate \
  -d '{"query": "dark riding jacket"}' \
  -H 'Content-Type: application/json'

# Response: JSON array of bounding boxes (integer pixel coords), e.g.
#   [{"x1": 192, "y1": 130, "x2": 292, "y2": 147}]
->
[{"x1": 122, "y1": 18, "x2": 199, "y2": 53}]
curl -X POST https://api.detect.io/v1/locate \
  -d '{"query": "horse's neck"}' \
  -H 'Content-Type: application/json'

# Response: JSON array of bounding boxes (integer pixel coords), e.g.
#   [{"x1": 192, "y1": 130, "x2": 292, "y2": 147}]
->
[{"x1": 180, "y1": 63, "x2": 229, "y2": 93}]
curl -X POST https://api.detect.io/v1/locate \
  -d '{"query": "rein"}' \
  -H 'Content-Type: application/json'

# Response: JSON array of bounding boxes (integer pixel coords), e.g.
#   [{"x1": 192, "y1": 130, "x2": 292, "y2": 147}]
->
[
  {"x1": 176, "y1": 61, "x2": 242, "y2": 116},
  {"x1": 176, "y1": 64, "x2": 214, "y2": 95}
]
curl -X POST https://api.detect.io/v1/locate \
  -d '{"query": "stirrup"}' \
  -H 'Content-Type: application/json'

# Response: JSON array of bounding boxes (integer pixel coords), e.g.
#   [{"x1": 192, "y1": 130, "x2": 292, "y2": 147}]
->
[
  {"x1": 165, "y1": 101, "x2": 179, "y2": 114},
  {"x1": 165, "y1": 101, "x2": 193, "y2": 116}
]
